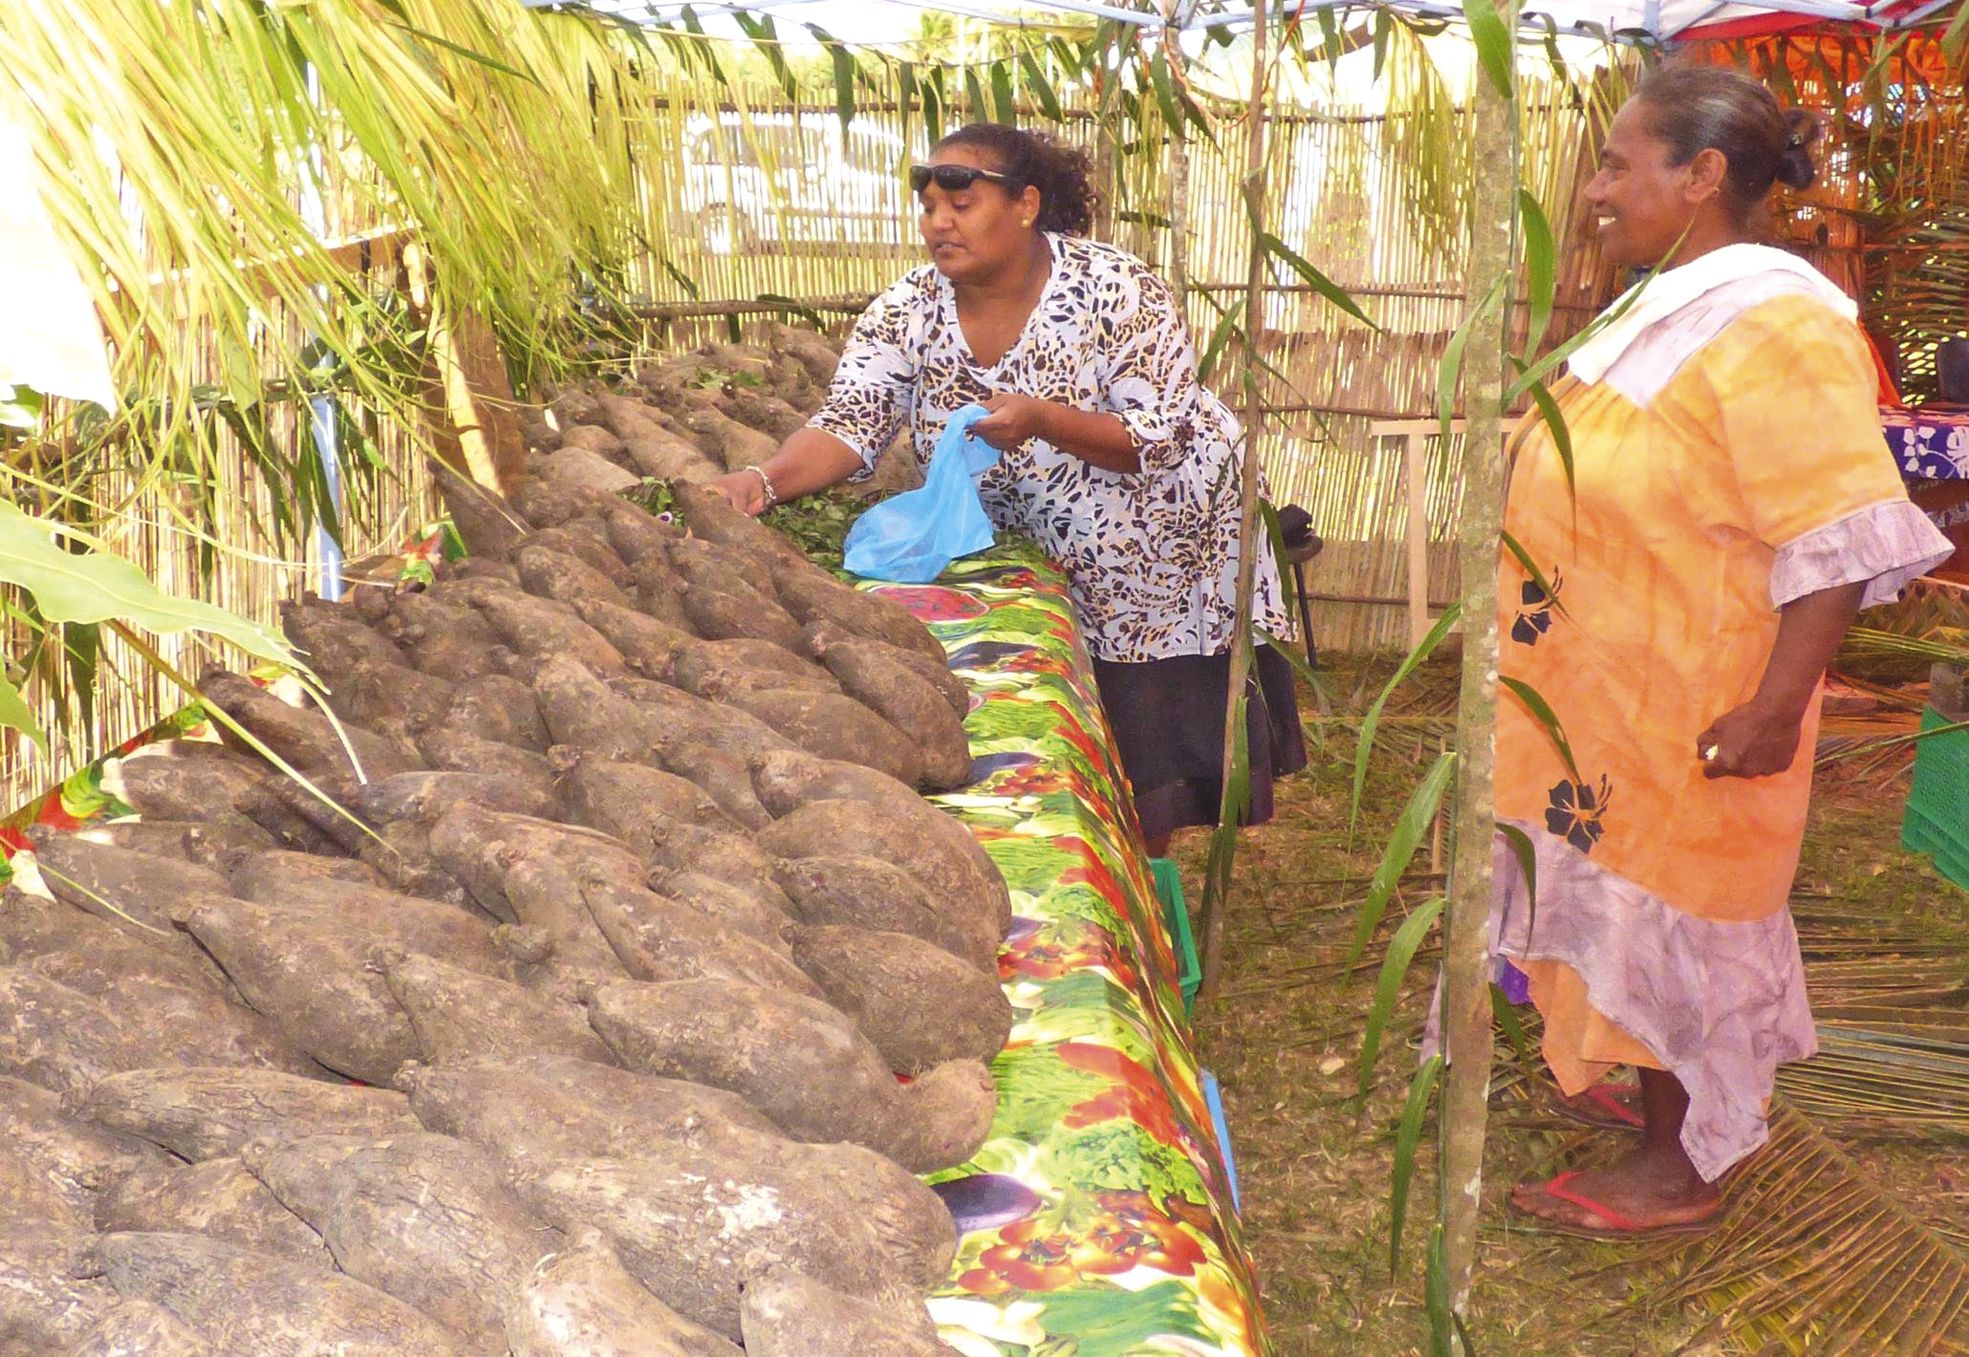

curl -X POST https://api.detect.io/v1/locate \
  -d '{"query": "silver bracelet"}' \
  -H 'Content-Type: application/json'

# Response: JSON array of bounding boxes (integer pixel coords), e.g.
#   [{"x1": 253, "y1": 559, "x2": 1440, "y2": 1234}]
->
[{"x1": 744, "y1": 464, "x2": 778, "y2": 508}]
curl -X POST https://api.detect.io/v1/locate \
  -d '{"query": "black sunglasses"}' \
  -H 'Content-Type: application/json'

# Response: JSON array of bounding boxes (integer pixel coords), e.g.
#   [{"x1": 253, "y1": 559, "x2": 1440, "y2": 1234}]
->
[{"x1": 909, "y1": 164, "x2": 1023, "y2": 195}]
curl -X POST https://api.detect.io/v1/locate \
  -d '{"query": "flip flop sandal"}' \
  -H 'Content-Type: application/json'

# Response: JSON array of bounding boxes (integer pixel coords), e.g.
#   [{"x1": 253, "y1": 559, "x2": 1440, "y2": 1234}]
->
[
  {"x1": 1549, "y1": 1082, "x2": 1645, "y2": 1132},
  {"x1": 1509, "y1": 1170, "x2": 1722, "y2": 1241}
]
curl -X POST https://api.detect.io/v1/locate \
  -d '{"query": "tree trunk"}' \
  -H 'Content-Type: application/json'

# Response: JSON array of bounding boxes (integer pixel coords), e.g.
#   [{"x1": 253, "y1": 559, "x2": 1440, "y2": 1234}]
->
[
  {"x1": 1197, "y1": 0, "x2": 1270, "y2": 1004},
  {"x1": 1440, "y1": 10, "x2": 1520, "y2": 1327}
]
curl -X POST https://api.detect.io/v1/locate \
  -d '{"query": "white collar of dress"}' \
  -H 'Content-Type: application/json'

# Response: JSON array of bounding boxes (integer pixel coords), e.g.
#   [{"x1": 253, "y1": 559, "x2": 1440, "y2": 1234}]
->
[{"x1": 1567, "y1": 242, "x2": 1857, "y2": 387}]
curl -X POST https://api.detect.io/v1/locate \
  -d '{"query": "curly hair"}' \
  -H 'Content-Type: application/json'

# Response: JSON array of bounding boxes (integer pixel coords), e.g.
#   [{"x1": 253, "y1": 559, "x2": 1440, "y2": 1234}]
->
[
  {"x1": 1634, "y1": 66, "x2": 1822, "y2": 220},
  {"x1": 934, "y1": 123, "x2": 1098, "y2": 236}
]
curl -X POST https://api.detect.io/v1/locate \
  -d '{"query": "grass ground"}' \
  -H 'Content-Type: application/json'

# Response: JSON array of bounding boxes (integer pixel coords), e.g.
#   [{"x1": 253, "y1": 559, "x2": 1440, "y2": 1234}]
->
[{"x1": 1169, "y1": 653, "x2": 1969, "y2": 1356}]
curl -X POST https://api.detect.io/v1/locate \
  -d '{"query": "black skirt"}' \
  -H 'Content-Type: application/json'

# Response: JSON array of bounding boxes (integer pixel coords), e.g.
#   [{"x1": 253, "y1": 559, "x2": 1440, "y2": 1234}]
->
[{"x1": 1090, "y1": 646, "x2": 1308, "y2": 842}]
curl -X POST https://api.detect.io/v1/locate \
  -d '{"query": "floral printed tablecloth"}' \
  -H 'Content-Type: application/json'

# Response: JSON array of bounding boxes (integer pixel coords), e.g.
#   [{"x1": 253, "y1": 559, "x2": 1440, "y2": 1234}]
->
[
  {"x1": 0, "y1": 542, "x2": 1267, "y2": 1356},
  {"x1": 885, "y1": 544, "x2": 1266, "y2": 1357},
  {"x1": 1884, "y1": 406, "x2": 1969, "y2": 480}
]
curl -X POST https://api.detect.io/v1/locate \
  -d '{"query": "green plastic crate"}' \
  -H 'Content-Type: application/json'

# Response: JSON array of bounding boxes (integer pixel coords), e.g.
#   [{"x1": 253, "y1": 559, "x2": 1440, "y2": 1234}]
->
[
  {"x1": 1902, "y1": 704, "x2": 1969, "y2": 892},
  {"x1": 1149, "y1": 858, "x2": 1201, "y2": 1016}
]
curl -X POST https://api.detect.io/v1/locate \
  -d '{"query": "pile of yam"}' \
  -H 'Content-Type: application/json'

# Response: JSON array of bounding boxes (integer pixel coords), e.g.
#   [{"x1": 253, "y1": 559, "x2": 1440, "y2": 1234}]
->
[{"x1": 0, "y1": 332, "x2": 1008, "y2": 1355}]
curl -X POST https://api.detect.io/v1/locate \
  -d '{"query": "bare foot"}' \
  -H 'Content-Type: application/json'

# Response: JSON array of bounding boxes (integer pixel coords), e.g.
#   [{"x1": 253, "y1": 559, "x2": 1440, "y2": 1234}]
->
[
  {"x1": 1550, "y1": 1082, "x2": 1644, "y2": 1131},
  {"x1": 1511, "y1": 1144, "x2": 1723, "y2": 1237}
]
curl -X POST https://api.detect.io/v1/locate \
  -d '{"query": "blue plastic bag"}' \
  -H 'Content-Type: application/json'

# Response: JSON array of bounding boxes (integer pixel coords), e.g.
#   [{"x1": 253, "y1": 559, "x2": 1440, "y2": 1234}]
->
[{"x1": 842, "y1": 404, "x2": 1002, "y2": 583}]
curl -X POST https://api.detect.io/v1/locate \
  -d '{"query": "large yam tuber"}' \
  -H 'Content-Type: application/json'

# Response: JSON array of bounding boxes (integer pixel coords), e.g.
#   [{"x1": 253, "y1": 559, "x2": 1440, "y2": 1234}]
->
[
  {"x1": 680, "y1": 583, "x2": 808, "y2": 652},
  {"x1": 616, "y1": 676, "x2": 795, "y2": 759},
  {"x1": 519, "y1": 521, "x2": 634, "y2": 584},
  {"x1": 0, "y1": 968, "x2": 154, "y2": 1095},
  {"x1": 474, "y1": 590, "x2": 627, "y2": 678},
  {"x1": 601, "y1": 499, "x2": 679, "y2": 564},
  {"x1": 668, "y1": 637, "x2": 839, "y2": 700},
  {"x1": 199, "y1": 671, "x2": 424, "y2": 781},
  {"x1": 538, "y1": 445, "x2": 641, "y2": 496},
  {"x1": 572, "y1": 597, "x2": 692, "y2": 679},
  {"x1": 358, "y1": 820, "x2": 474, "y2": 912},
  {"x1": 789, "y1": 925, "x2": 1013, "y2": 1073},
  {"x1": 622, "y1": 428, "x2": 724, "y2": 485},
  {"x1": 27, "y1": 954, "x2": 321, "y2": 1078},
  {"x1": 676, "y1": 403, "x2": 777, "y2": 474},
  {"x1": 321, "y1": 656, "x2": 458, "y2": 747},
  {"x1": 90, "y1": 1229, "x2": 470, "y2": 1356},
  {"x1": 665, "y1": 537, "x2": 779, "y2": 603},
  {"x1": 0, "y1": 1230, "x2": 110, "y2": 1351},
  {"x1": 400, "y1": 1053, "x2": 776, "y2": 1173},
  {"x1": 668, "y1": 480, "x2": 801, "y2": 563},
  {"x1": 226, "y1": 849, "x2": 380, "y2": 894},
  {"x1": 356, "y1": 769, "x2": 560, "y2": 827},
  {"x1": 774, "y1": 567, "x2": 949, "y2": 663},
  {"x1": 429, "y1": 460, "x2": 527, "y2": 560},
  {"x1": 96, "y1": 1157, "x2": 330, "y2": 1265},
  {"x1": 657, "y1": 868, "x2": 795, "y2": 947},
  {"x1": 726, "y1": 688, "x2": 924, "y2": 786},
  {"x1": 560, "y1": 755, "x2": 735, "y2": 832},
  {"x1": 774, "y1": 857, "x2": 997, "y2": 973},
  {"x1": 226, "y1": 871, "x2": 511, "y2": 976},
  {"x1": 530, "y1": 658, "x2": 667, "y2": 765},
  {"x1": 109, "y1": 742, "x2": 281, "y2": 827},
  {"x1": 379, "y1": 950, "x2": 613, "y2": 1066},
  {"x1": 559, "y1": 424, "x2": 627, "y2": 464},
  {"x1": 513, "y1": 1136, "x2": 955, "y2": 1341},
  {"x1": 512, "y1": 477, "x2": 615, "y2": 530},
  {"x1": 587, "y1": 979, "x2": 995, "y2": 1172},
  {"x1": 72, "y1": 1067, "x2": 418, "y2": 1162},
  {"x1": 440, "y1": 672, "x2": 552, "y2": 750},
  {"x1": 0, "y1": 1076, "x2": 163, "y2": 1221},
  {"x1": 519, "y1": 543, "x2": 634, "y2": 611},
  {"x1": 63, "y1": 1298, "x2": 213, "y2": 1355},
  {"x1": 630, "y1": 550, "x2": 693, "y2": 628},
  {"x1": 279, "y1": 600, "x2": 408, "y2": 681},
  {"x1": 807, "y1": 619, "x2": 969, "y2": 717},
  {"x1": 244, "y1": 1132, "x2": 559, "y2": 1351},
  {"x1": 3, "y1": 883, "x2": 228, "y2": 995},
  {"x1": 425, "y1": 807, "x2": 628, "y2": 978},
  {"x1": 58, "y1": 817, "x2": 277, "y2": 876},
  {"x1": 31, "y1": 836, "x2": 229, "y2": 936},
  {"x1": 170, "y1": 895, "x2": 420, "y2": 1084},
  {"x1": 740, "y1": 1268, "x2": 959, "y2": 1357},
  {"x1": 507, "y1": 1228, "x2": 742, "y2": 1357},
  {"x1": 808, "y1": 633, "x2": 973, "y2": 788},
  {"x1": 757, "y1": 796, "x2": 1009, "y2": 948},
  {"x1": 578, "y1": 871, "x2": 815, "y2": 997},
  {"x1": 717, "y1": 387, "x2": 807, "y2": 440},
  {"x1": 420, "y1": 728, "x2": 558, "y2": 782}
]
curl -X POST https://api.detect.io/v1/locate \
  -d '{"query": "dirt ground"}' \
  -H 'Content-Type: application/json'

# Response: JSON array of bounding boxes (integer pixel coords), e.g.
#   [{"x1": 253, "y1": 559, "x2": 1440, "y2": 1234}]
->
[{"x1": 1170, "y1": 654, "x2": 1969, "y2": 1356}]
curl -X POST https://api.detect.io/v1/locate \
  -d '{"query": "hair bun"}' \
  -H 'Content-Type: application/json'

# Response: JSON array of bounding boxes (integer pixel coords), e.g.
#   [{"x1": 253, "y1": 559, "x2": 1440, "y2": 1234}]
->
[{"x1": 1777, "y1": 108, "x2": 1821, "y2": 190}]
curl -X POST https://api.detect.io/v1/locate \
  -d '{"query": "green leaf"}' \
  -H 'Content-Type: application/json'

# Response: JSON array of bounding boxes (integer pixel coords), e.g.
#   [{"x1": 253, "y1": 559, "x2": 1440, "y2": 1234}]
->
[
  {"x1": 1349, "y1": 752, "x2": 1456, "y2": 966},
  {"x1": 1518, "y1": 188, "x2": 1556, "y2": 355},
  {"x1": 1018, "y1": 49, "x2": 1063, "y2": 123},
  {"x1": 0, "y1": 672, "x2": 48, "y2": 755},
  {"x1": 830, "y1": 44, "x2": 856, "y2": 132},
  {"x1": 64, "y1": 620, "x2": 100, "y2": 741},
  {"x1": 733, "y1": 12, "x2": 797, "y2": 103},
  {"x1": 1945, "y1": 0, "x2": 1969, "y2": 61},
  {"x1": 1197, "y1": 311, "x2": 1239, "y2": 382},
  {"x1": 1463, "y1": 0, "x2": 1516, "y2": 100},
  {"x1": 0, "y1": 384, "x2": 45, "y2": 430},
  {"x1": 1426, "y1": 1225, "x2": 1454, "y2": 1357},
  {"x1": 1358, "y1": 896, "x2": 1444, "y2": 1105},
  {"x1": 991, "y1": 59, "x2": 1016, "y2": 124},
  {"x1": 1317, "y1": 4, "x2": 1344, "y2": 72},
  {"x1": 1390, "y1": 1053, "x2": 1443, "y2": 1275},
  {"x1": 756, "y1": 293, "x2": 827, "y2": 331},
  {"x1": 0, "y1": 500, "x2": 294, "y2": 668},
  {"x1": 1491, "y1": 982, "x2": 1536, "y2": 1071},
  {"x1": 1499, "y1": 675, "x2": 1581, "y2": 785},
  {"x1": 1350, "y1": 604, "x2": 1462, "y2": 832},
  {"x1": 1498, "y1": 528, "x2": 1569, "y2": 622},
  {"x1": 1496, "y1": 821, "x2": 1538, "y2": 944},
  {"x1": 964, "y1": 66, "x2": 987, "y2": 121},
  {"x1": 1259, "y1": 233, "x2": 1377, "y2": 329},
  {"x1": 382, "y1": 19, "x2": 541, "y2": 87},
  {"x1": 1522, "y1": 376, "x2": 1574, "y2": 505},
  {"x1": 1147, "y1": 49, "x2": 1182, "y2": 135}
]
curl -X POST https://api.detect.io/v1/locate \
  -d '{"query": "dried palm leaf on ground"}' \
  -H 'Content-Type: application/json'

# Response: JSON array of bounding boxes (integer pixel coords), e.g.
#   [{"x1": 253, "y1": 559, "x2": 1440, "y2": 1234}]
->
[{"x1": 1638, "y1": 1104, "x2": 1969, "y2": 1355}]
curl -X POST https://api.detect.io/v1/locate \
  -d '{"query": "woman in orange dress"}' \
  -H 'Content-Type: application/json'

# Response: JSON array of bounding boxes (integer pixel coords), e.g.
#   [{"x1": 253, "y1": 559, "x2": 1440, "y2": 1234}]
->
[{"x1": 1496, "y1": 67, "x2": 1951, "y2": 1237}]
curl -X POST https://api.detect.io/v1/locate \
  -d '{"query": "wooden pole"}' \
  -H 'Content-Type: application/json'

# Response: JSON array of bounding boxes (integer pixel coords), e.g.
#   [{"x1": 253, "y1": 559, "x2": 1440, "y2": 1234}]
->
[
  {"x1": 1440, "y1": 6, "x2": 1520, "y2": 1327},
  {"x1": 1197, "y1": 0, "x2": 1270, "y2": 1003}
]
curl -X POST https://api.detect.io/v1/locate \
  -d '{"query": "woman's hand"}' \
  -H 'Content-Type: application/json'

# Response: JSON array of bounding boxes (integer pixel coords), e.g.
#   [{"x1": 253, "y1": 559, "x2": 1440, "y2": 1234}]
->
[
  {"x1": 708, "y1": 468, "x2": 771, "y2": 516},
  {"x1": 970, "y1": 393, "x2": 1053, "y2": 450},
  {"x1": 1696, "y1": 697, "x2": 1806, "y2": 780}
]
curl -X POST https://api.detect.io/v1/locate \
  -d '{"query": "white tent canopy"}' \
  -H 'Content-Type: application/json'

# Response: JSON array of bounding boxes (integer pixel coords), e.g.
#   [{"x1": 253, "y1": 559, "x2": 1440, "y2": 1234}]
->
[{"x1": 538, "y1": 0, "x2": 1951, "y2": 44}]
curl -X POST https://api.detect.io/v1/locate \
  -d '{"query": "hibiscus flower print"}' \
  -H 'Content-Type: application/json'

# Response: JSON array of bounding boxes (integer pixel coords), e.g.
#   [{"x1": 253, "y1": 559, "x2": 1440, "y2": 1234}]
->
[
  {"x1": 1545, "y1": 774, "x2": 1612, "y2": 854},
  {"x1": 1511, "y1": 567, "x2": 1562, "y2": 646}
]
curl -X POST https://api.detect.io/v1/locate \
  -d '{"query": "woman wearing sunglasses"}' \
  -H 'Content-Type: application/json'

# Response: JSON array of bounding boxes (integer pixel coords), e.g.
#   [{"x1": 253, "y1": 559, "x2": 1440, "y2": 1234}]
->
[{"x1": 711, "y1": 123, "x2": 1304, "y2": 857}]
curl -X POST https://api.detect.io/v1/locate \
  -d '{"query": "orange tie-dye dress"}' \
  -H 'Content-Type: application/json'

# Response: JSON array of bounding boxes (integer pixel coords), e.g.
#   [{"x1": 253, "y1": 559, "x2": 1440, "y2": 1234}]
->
[{"x1": 1492, "y1": 285, "x2": 1952, "y2": 1182}]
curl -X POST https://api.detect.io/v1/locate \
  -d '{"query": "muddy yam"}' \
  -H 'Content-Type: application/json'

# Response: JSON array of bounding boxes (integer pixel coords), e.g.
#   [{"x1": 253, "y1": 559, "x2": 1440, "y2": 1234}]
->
[{"x1": 72, "y1": 1067, "x2": 418, "y2": 1162}]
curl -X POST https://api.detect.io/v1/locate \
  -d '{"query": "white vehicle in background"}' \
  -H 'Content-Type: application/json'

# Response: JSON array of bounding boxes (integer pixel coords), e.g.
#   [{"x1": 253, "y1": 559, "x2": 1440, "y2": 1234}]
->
[{"x1": 680, "y1": 113, "x2": 918, "y2": 257}]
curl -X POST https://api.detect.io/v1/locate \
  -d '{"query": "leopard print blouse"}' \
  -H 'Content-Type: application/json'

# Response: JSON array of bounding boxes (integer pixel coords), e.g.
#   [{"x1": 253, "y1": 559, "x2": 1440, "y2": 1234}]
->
[{"x1": 808, "y1": 232, "x2": 1294, "y2": 664}]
